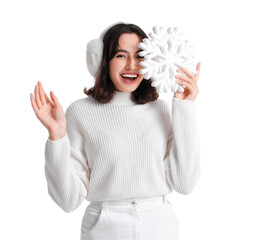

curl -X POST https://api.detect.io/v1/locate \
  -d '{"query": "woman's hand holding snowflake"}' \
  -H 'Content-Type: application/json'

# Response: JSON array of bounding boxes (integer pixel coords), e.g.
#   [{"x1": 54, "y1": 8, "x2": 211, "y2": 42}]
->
[{"x1": 174, "y1": 62, "x2": 201, "y2": 101}]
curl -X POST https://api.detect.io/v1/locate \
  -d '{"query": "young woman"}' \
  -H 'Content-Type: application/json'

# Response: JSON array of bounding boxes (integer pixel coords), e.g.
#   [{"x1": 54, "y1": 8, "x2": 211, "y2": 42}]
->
[{"x1": 30, "y1": 22, "x2": 201, "y2": 240}]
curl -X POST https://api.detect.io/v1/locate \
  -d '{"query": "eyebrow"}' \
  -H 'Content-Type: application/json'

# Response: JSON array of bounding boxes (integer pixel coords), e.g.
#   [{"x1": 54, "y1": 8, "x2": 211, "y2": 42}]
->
[{"x1": 115, "y1": 49, "x2": 142, "y2": 54}]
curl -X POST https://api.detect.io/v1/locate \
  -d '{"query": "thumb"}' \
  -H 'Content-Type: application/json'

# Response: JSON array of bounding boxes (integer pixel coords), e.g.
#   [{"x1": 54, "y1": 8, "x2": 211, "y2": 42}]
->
[{"x1": 50, "y1": 91, "x2": 60, "y2": 107}]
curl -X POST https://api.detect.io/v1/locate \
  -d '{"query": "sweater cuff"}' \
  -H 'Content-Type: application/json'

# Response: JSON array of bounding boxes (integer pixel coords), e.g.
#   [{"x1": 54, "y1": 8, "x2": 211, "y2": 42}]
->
[
  {"x1": 47, "y1": 134, "x2": 68, "y2": 143},
  {"x1": 172, "y1": 97, "x2": 196, "y2": 115},
  {"x1": 45, "y1": 134, "x2": 70, "y2": 166},
  {"x1": 173, "y1": 97, "x2": 195, "y2": 104}
]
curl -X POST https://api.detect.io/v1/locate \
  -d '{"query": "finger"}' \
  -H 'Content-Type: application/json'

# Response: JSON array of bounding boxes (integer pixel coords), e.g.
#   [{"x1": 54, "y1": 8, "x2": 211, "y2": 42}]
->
[
  {"x1": 38, "y1": 81, "x2": 53, "y2": 106},
  {"x1": 38, "y1": 81, "x2": 46, "y2": 105},
  {"x1": 176, "y1": 79, "x2": 195, "y2": 93},
  {"x1": 30, "y1": 93, "x2": 39, "y2": 113},
  {"x1": 35, "y1": 85, "x2": 42, "y2": 109},
  {"x1": 50, "y1": 91, "x2": 60, "y2": 107},
  {"x1": 195, "y1": 62, "x2": 201, "y2": 80},
  {"x1": 176, "y1": 75, "x2": 198, "y2": 90},
  {"x1": 180, "y1": 66, "x2": 195, "y2": 79},
  {"x1": 175, "y1": 75, "x2": 192, "y2": 84}
]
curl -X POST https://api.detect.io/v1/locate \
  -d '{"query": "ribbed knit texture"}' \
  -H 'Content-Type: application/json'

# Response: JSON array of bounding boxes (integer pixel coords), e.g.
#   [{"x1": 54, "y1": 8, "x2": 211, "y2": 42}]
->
[{"x1": 44, "y1": 91, "x2": 200, "y2": 212}]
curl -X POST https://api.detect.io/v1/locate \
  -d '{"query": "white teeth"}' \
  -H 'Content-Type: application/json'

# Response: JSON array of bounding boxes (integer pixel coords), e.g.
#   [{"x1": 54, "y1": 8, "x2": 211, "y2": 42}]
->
[{"x1": 121, "y1": 74, "x2": 138, "y2": 78}]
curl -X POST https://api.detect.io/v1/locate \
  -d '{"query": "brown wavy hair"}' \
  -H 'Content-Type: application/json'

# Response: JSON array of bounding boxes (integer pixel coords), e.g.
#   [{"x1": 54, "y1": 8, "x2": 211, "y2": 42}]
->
[{"x1": 84, "y1": 22, "x2": 159, "y2": 104}]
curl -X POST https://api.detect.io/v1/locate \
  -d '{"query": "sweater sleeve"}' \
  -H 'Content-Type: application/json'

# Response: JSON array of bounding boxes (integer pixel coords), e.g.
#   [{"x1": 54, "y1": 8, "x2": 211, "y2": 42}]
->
[
  {"x1": 164, "y1": 97, "x2": 200, "y2": 194},
  {"x1": 44, "y1": 103, "x2": 89, "y2": 212}
]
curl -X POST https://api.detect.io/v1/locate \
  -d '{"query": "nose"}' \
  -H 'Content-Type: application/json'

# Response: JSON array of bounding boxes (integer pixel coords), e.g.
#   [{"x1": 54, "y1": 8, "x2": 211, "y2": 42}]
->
[{"x1": 126, "y1": 57, "x2": 138, "y2": 70}]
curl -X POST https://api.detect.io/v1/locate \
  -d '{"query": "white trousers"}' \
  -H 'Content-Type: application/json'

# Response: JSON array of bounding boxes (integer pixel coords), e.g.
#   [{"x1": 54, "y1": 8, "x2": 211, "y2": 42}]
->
[{"x1": 80, "y1": 195, "x2": 179, "y2": 240}]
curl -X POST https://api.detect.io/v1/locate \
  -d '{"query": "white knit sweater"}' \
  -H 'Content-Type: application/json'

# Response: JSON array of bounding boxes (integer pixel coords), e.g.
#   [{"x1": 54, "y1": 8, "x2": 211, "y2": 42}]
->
[{"x1": 44, "y1": 91, "x2": 200, "y2": 212}]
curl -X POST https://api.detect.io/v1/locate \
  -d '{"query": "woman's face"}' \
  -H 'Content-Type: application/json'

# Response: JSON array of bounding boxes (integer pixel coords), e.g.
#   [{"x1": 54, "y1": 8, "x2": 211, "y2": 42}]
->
[{"x1": 109, "y1": 33, "x2": 145, "y2": 92}]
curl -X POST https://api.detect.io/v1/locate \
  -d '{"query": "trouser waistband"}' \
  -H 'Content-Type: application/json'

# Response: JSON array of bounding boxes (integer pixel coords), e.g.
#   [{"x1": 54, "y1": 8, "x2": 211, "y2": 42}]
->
[{"x1": 91, "y1": 195, "x2": 168, "y2": 208}]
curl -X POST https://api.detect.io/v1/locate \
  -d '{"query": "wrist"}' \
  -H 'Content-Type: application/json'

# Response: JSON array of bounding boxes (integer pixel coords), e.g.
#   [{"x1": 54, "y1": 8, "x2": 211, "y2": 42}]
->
[{"x1": 48, "y1": 130, "x2": 66, "y2": 141}]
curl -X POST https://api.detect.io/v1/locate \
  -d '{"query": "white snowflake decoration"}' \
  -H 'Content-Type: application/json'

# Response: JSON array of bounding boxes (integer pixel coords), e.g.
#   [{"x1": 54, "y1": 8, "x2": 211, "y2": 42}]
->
[{"x1": 138, "y1": 26, "x2": 197, "y2": 93}]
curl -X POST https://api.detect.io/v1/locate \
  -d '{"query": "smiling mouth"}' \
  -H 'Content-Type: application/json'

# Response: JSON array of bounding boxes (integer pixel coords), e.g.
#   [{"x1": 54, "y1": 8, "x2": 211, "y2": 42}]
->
[{"x1": 121, "y1": 74, "x2": 139, "y2": 81}]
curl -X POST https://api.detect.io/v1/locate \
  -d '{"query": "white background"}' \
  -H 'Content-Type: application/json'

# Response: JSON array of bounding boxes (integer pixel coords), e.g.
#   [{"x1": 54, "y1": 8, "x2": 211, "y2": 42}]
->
[{"x1": 1, "y1": 0, "x2": 253, "y2": 239}]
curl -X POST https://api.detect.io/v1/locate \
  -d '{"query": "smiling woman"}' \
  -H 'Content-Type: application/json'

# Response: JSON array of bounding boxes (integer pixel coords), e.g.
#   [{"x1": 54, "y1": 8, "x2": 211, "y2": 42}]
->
[
  {"x1": 30, "y1": 22, "x2": 200, "y2": 240},
  {"x1": 109, "y1": 33, "x2": 144, "y2": 91},
  {"x1": 84, "y1": 23, "x2": 159, "y2": 104},
  {"x1": 113, "y1": 48, "x2": 143, "y2": 83}
]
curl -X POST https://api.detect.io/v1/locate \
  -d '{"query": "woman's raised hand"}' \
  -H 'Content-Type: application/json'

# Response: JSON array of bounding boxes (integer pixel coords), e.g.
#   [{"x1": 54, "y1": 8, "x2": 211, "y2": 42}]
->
[
  {"x1": 30, "y1": 81, "x2": 66, "y2": 140},
  {"x1": 174, "y1": 62, "x2": 201, "y2": 101}
]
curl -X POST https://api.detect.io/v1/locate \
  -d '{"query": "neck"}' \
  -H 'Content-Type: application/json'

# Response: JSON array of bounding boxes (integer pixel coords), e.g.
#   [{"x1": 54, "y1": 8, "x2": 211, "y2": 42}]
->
[{"x1": 109, "y1": 90, "x2": 135, "y2": 106}]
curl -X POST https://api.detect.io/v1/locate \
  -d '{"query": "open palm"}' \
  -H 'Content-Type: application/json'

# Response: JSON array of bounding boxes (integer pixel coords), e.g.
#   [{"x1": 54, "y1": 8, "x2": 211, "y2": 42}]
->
[{"x1": 30, "y1": 81, "x2": 66, "y2": 140}]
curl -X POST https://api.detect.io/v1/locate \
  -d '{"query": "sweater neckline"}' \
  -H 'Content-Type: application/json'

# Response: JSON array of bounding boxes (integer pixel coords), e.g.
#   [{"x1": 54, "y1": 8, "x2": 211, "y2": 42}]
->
[
  {"x1": 109, "y1": 90, "x2": 135, "y2": 106},
  {"x1": 87, "y1": 90, "x2": 153, "y2": 109}
]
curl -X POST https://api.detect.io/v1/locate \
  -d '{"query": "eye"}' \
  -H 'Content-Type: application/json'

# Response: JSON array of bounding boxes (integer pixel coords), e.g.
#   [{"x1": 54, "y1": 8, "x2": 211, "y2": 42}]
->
[
  {"x1": 136, "y1": 55, "x2": 144, "y2": 59},
  {"x1": 116, "y1": 54, "x2": 126, "y2": 58}
]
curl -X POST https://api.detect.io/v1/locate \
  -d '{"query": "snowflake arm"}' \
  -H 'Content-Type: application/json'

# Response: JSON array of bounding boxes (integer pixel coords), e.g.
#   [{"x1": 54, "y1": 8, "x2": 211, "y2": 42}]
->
[{"x1": 138, "y1": 26, "x2": 197, "y2": 93}]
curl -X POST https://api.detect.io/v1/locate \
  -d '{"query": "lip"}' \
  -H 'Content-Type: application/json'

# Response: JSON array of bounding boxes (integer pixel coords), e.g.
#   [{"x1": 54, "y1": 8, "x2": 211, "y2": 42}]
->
[
  {"x1": 120, "y1": 73, "x2": 139, "y2": 84},
  {"x1": 121, "y1": 75, "x2": 138, "y2": 84},
  {"x1": 121, "y1": 72, "x2": 139, "y2": 75}
]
